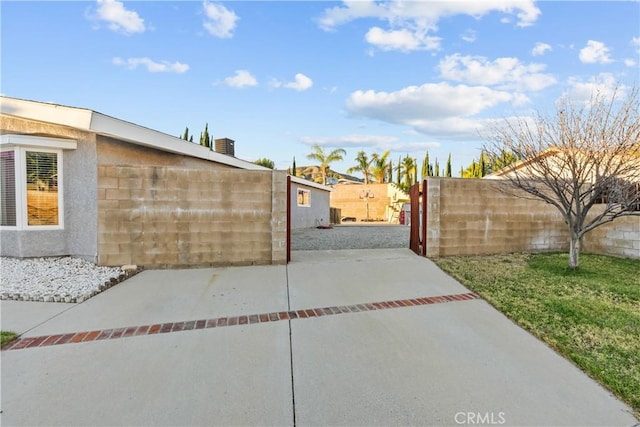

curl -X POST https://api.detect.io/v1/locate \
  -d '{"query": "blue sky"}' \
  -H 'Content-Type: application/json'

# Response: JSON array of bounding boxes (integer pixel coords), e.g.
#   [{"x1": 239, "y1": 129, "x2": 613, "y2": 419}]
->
[{"x1": 2, "y1": 1, "x2": 639, "y2": 176}]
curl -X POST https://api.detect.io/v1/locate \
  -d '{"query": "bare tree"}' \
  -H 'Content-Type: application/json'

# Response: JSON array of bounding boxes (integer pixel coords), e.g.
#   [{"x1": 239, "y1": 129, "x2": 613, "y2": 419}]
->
[{"x1": 484, "y1": 86, "x2": 639, "y2": 269}]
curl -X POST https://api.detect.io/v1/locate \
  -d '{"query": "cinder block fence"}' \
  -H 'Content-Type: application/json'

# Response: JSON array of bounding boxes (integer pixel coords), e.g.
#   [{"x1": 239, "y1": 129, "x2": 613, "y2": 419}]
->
[{"x1": 422, "y1": 178, "x2": 639, "y2": 259}]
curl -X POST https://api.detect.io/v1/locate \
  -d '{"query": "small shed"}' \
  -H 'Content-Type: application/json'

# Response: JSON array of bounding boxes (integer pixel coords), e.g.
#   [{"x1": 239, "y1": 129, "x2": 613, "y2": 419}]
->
[{"x1": 289, "y1": 176, "x2": 332, "y2": 229}]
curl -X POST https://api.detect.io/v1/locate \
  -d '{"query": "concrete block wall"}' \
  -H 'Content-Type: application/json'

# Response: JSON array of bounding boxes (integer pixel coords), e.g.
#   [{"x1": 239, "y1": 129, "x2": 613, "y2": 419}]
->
[
  {"x1": 97, "y1": 165, "x2": 286, "y2": 267},
  {"x1": 330, "y1": 183, "x2": 392, "y2": 221},
  {"x1": 583, "y1": 215, "x2": 639, "y2": 259},
  {"x1": 96, "y1": 136, "x2": 287, "y2": 267},
  {"x1": 271, "y1": 172, "x2": 287, "y2": 262},
  {"x1": 426, "y1": 178, "x2": 569, "y2": 257}
]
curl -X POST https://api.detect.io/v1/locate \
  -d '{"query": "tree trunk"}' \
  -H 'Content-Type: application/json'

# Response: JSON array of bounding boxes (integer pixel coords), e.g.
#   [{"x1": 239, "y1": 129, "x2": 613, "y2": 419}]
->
[{"x1": 569, "y1": 235, "x2": 580, "y2": 269}]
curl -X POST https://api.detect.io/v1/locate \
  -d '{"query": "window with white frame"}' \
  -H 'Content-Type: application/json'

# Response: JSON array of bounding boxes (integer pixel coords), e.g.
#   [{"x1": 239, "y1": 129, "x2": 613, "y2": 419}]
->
[
  {"x1": 1, "y1": 150, "x2": 17, "y2": 226},
  {"x1": 1, "y1": 135, "x2": 75, "y2": 230},
  {"x1": 297, "y1": 188, "x2": 310, "y2": 207}
]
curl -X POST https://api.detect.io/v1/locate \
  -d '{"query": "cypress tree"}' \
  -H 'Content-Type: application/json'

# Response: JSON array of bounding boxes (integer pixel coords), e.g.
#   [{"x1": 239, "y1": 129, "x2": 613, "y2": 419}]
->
[
  {"x1": 446, "y1": 153, "x2": 452, "y2": 177},
  {"x1": 396, "y1": 155, "x2": 401, "y2": 185},
  {"x1": 182, "y1": 127, "x2": 189, "y2": 141},
  {"x1": 201, "y1": 123, "x2": 210, "y2": 148},
  {"x1": 387, "y1": 159, "x2": 393, "y2": 183},
  {"x1": 421, "y1": 152, "x2": 428, "y2": 178},
  {"x1": 434, "y1": 159, "x2": 440, "y2": 177},
  {"x1": 292, "y1": 157, "x2": 297, "y2": 176}
]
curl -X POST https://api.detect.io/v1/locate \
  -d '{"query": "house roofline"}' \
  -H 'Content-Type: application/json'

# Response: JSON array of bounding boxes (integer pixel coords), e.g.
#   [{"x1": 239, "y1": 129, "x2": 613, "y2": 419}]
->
[
  {"x1": 0, "y1": 96, "x2": 269, "y2": 171},
  {"x1": 290, "y1": 176, "x2": 332, "y2": 192}
]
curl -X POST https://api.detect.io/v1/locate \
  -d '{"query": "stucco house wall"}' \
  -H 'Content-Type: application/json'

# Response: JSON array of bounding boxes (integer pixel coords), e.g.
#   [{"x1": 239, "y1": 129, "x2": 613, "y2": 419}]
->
[
  {"x1": 0, "y1": 115, "x2": 99, "y2": 260},
  {"x1": 289, "y1": 177, "x2": 331, "y2": 229}
]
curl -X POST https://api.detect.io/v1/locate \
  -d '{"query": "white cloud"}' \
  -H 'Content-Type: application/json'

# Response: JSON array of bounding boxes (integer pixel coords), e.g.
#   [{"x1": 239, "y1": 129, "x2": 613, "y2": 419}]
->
[
  {"x1": 347, "y1": 82, "x2": 514, "y2": 121},
  {"x1": 112, "y1": 57, "x2": 188, "y2": 73},
  {"x1": 624, "y1": 58, "x2": 637, "y2": 67},
  {"x1": 285, "y1": 73, "x2": 313, "y2": 91},
  {"x1": 203, "y1": 1, "x2": 238, "y2": 38},
  {"x1": 579, "y1": 40, "x2": 613, "y2": 64},
  {"x1": 93, "y1": 0, "x2": 145, "y2": 35},
  {"x1": 317, "y1": 1, "x2": 540, "y2": 52},
  {"x1": 531, "y1": 42, "x2": 551, "y2": 56},
  {"x1": 300, "y1": 134, "x2": 397, "y2": 147},
  {"x1": 318, "y1": 1, "x2": 540, "y2": 31},
  {"x1": 345, "y1": 82, "x2": 526, "y2": 140},
  {"x1": 223, "y1": 70, "x2": 257, "y2": 88},
  {"x1": 438, "y1": 54, "x2": 556, "y2": 91},
  {"x1": 271, "y1": 73, "x2": 314, "y2": 91},
  {"x1": 365, "y1": 27, "x2": 441, "y2": 52},
  {"x1": 632, "y1": 37, "x2": 640, "y2": 53},
  {"x1": 408, "y1": 116, "x2": 498, "y2": 138},
  {"x1": 564, "y1": 73, "x2": 626, "y2": 106},
  {"x1": 460, "y1": 29, "x2": 477, "y2": 43},
  {"x1": 299, "y1": 134, "x2": 439, "y2": 153}
]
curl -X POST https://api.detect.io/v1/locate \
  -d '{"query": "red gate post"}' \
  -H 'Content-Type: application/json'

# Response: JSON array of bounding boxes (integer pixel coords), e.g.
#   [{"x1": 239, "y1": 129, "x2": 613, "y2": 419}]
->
[
  {"x1": 286, "y1": 175, "x2": 291, "y2": 263},
  {"x1": 409, "y1": 182, "x2": 421, "y2": 255},
  {"x1": 422, "y1": 179, "x2": 428, "y2": 256}
]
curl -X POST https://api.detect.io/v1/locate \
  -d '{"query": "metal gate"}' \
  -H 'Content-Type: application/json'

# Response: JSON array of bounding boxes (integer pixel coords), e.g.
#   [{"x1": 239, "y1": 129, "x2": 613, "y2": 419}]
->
[
  {"x1": 287, "y1": 175, "x2": 291, "y2": 263},
  {"x1": 409, "y1": 180, "x2": 427, "y2": 256}
]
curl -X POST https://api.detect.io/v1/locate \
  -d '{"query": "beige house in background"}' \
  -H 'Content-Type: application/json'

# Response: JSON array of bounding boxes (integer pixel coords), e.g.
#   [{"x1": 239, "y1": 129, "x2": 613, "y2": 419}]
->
[{"x1": 330, "y1": 182, "x2": 409, "y2": 223}]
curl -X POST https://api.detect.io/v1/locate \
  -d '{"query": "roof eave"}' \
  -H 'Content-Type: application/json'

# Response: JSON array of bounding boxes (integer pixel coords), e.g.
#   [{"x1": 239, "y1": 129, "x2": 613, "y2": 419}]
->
[{"x1": 1, "y1": 96, "x2": 268, "y2": 171}]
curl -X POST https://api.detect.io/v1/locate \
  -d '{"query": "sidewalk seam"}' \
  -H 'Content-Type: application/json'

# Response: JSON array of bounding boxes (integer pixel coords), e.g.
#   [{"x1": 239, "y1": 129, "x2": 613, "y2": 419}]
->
[{"x1": 286, "y1": 264, "x2": 297, "y2": 427}]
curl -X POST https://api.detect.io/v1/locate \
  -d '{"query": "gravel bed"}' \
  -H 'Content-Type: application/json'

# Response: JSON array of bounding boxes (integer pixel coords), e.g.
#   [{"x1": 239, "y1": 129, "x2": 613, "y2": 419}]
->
[
  {"x1": 0, "y1": 257, "x2": 136, "y2": 303},
  {"x1": 291, "y1": 224, "x2": 410, "y2": 251}
]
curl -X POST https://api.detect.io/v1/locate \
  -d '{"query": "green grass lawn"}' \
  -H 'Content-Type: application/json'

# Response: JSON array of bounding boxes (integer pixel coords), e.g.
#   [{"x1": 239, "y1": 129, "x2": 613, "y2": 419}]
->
[
  {"x1": 433, "y1": 252, "x2": 640, "y2": 415},
  {"x1": 1, "y1": 331, "x2": 18, "y2": 346}
]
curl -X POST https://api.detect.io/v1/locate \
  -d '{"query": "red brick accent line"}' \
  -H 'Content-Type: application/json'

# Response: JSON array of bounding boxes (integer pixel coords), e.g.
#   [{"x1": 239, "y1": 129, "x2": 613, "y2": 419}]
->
[{"x1": 1, "y1": 292, "x2": 480, "y2": 351}]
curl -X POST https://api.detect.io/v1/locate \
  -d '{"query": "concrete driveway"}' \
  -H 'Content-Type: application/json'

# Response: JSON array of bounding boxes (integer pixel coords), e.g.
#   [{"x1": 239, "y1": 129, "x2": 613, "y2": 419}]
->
[{"x1": 1, "y1": 249, "x2": 637, "y2": 426}]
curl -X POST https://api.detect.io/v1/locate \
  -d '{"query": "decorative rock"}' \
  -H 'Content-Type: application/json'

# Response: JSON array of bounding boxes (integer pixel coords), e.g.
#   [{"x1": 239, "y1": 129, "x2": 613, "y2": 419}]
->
[{"x1": 0, "y1": 256, "x2": 138, "y2": 303}]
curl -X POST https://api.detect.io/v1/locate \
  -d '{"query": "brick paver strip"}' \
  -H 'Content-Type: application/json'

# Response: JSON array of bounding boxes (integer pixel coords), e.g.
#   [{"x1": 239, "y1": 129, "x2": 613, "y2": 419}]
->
[{"x1": 2, "y1": 292, "x2": 480, "y2": 351}]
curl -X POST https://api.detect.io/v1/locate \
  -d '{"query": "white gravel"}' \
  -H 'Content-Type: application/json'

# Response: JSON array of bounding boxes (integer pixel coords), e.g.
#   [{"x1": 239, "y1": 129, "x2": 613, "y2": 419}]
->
[{"x1": 0, "y1": 257, "x2": 128, "y2": 303}]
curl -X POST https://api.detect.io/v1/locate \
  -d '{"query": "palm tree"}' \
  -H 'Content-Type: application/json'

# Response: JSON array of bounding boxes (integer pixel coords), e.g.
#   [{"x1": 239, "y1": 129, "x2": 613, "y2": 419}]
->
[
  {"x1": 254, "y1": 158, "x2": 275, "y2": 169},
  {"x1": 371, "y1": 151, "x2": 391, "y2": 183},
  {"x1": 346, "y1": 150, "x2": 374, "y2": 184},
  {"x1": 398, "y1": 155, "x2": 417, "y2": 191},
  {"x1": 306, "y1": 144, "x2": 346, "y2": 185}
]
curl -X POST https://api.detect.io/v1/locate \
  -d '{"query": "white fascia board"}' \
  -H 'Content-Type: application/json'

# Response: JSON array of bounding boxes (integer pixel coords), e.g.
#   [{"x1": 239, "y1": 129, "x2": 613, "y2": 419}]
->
[
  {"x1": 290, "y1": 176, "x2": 333, "y2": 192},
  {"x1": 1, "y1": 97, "x2": 93, "y2": 129},
  {"x1": 0, "y1": 134, "x2": 77, "y2": 150}
]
